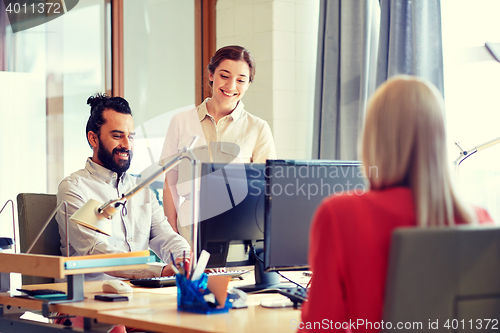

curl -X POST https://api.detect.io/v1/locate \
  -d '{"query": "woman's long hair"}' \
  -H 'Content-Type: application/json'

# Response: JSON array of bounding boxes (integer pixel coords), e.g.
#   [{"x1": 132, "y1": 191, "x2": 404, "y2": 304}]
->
[{"x1": 361, "y1": 75, "x2": 474, "y2": 226}]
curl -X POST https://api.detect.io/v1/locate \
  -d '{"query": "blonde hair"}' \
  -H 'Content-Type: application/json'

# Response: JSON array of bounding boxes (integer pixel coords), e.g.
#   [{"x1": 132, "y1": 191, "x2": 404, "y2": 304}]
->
[{"x1": 361, "y1": 75, "x2": 474, "y2": 227}]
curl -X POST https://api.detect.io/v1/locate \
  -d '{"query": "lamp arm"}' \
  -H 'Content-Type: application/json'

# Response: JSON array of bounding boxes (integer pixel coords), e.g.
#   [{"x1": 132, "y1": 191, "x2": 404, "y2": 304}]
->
[
  {"x1": 97, "y1": 136, "x2": 200, "y2": 219},
  {"x1": 124, "y1": 155, "x2": 183, "y2": 200},
  {"x1": 476, "y1": 136, "x2": 500, "y2": 151},
  {"x1": 455, "y1": 136, "x2": 500, "y2": 166},
  {"x1": 186, "y1": 149, "x2": 200, "y2": 271}
]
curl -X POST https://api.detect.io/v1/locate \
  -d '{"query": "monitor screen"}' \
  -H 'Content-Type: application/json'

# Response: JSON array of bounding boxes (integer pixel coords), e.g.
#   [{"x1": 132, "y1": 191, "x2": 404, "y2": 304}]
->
[
  {"x1": 198, "y1": 162, "x2": 265, "y2": 268},
  {"x1": 264, "y1": 160, "x2": 366, "y2": 271}
]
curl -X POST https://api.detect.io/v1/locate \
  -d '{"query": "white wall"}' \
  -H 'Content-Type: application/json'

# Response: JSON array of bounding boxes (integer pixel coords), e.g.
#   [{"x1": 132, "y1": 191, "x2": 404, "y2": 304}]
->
[{"x1": 216, "y1": 0, "x2": 320, "y2": 159}]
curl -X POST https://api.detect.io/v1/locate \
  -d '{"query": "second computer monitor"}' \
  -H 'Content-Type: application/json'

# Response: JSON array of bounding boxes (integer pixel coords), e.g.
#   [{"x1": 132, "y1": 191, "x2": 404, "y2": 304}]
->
[
  {"x1": 198, "y1": 162, "x2": 265, "y2": 268},
  {"x1": 264, "y1": 160, "x2": 366, "y2": 271}
]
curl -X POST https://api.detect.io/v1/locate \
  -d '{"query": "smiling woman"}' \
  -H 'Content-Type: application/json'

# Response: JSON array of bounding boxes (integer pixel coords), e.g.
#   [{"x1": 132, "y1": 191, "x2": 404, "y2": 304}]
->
[
  {"x1": 160, "y1": 45, "x2": 277, "y2": 243},
  {"x1": 207, "y1": 59, "x2": 251, "y2": 123},
  {"x1": 206, "y1": 46, "x2": 255, "y2": 122}
]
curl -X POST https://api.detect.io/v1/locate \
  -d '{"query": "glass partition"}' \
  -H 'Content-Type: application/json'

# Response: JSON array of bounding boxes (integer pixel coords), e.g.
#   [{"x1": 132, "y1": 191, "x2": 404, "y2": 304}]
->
[
  {"x1": 0, "y1": 0, "x2": 109, "y2": 241},
  {"x1": 123, "y1": 0, "x2": 196, "y2": 189}
]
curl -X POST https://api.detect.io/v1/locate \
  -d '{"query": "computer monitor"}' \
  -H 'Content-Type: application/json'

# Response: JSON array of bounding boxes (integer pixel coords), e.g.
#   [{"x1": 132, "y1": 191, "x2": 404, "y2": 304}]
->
[
  {"x1": 197, "y1": 162, "x2": 265, "y2": 269},
  {"x1": 234, "y1": 159, "x2": 366, "y2": 292},
  {"x1": 197, "y1": 160, "x2": 366, "y2": 292},
  {"x1": 264, "y1": 160, "x2": 365, "y2": 271}
]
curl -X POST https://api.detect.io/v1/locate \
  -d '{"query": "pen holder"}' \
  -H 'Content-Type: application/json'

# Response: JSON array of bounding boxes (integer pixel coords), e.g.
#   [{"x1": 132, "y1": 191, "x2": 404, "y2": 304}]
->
[{"x1": 176, "y1": 273, "x2": 231, "y2": 314}]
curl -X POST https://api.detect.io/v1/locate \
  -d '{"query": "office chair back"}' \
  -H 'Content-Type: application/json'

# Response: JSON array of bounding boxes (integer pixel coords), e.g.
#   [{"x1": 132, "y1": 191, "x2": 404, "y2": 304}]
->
[
  {"x1": 383, "y1": 226, "x2": 500, "y2": 332},
  {"x1": 17, "y1": 193, "x2": 61, "y2": 285}
]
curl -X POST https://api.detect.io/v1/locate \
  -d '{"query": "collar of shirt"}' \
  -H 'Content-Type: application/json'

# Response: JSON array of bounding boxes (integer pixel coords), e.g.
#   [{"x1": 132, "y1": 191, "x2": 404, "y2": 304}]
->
[
  {"x1": 197, "y1": 98, "x2": 245, "y2": 123},
  {"x1": 85, "y1": 157, "x2": 125, "y2": 188}
]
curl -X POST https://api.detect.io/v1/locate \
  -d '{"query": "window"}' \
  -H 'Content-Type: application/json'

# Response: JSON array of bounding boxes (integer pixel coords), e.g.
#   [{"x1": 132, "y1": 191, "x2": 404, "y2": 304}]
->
[
  {"x1": 442, "y1": 0, "x2": 500, "y2": 223},
  {"x1": 0, "y1": 0, "x2": 110, "y2": 237}
]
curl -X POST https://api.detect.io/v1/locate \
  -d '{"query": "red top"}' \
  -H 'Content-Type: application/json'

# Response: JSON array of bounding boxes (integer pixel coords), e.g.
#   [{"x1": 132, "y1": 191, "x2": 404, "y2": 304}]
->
[{"x1": 298, "y1": 187, "x2": 492, "y2": 332}]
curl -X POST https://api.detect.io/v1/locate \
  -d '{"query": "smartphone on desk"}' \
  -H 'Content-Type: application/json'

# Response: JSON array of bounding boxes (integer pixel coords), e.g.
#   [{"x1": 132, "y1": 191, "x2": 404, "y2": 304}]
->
[{"x1": 95, "y1": 294, "x2": 129, "y2": 302}]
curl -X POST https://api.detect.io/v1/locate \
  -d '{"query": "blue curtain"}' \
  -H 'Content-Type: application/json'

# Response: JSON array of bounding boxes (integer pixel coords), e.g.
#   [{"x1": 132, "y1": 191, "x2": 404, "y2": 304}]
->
[
  {"x1": 313, "y1": 0, "x2": 444, "y2": 160},
  {"x1": 312, "y1": 0, "x2": 380, "y2": 160},
  {"x1": 377, "y1": 0, "x2": 444, "y2": 94}
]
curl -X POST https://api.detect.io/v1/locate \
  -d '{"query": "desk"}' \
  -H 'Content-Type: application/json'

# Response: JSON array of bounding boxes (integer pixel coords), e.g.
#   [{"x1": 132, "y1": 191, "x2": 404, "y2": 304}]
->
[{"x1": 0, "y1": 272, "x2": 308, "y2": 333}]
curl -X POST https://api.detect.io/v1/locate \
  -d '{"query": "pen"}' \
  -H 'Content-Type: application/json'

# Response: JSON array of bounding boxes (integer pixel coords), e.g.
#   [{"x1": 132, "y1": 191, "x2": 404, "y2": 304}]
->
[
  {"x1": 182, "y1": 251, "x2": 187, "y2": 277},
  {"x1": 179, "y1": 260, "x2": 185, "y2": 276},
  {"x1": 188, "y1": 251, "x2": 194, "y2": 279},
  {"x1": 169, "y1": 250, "x2": 180, "y2": 275}
]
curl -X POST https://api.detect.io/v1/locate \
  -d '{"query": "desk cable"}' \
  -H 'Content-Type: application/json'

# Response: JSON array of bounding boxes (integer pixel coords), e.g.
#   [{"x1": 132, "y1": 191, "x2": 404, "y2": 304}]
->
[{"x1": 250, "y1": 245, "x2": 309, "y2": 291}]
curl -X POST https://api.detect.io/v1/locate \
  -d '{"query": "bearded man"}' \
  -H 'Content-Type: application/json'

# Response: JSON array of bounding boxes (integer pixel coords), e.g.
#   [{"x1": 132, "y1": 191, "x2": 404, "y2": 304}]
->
[{"x1": 55, "y1": 94, "x2": 189, "y2": 281}]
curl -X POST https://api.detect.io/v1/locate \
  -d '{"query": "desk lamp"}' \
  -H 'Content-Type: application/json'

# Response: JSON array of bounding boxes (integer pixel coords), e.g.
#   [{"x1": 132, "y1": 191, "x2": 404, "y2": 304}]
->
[
  {"x1": 455, "y1": 137, "x2": 500, "y2": 166},
  {"x1": 0, "y1": 198, "x2": 70, "y2": 291},
  {"x1": 0, "y1": 200, "x2": 16, "y2": 252},
  {"x1": 0, "y1": 200, "x2": 16, "y2": 292},
  {"x1": 70, "y1": 136, "x2": 200, "y2": 264},
  {"x1": 454, "y1": 44, "x2": 500, "y2": 166}
]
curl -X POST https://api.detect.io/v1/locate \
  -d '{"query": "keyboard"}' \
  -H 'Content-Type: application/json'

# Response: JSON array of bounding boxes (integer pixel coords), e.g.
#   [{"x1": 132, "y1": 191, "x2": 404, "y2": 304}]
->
[
  {"x1": 17, "y1": 288, "x2": 66, "y2": 296},
  {"x1": 130, "y1": 270, "x2": 250, "y2": 288}
]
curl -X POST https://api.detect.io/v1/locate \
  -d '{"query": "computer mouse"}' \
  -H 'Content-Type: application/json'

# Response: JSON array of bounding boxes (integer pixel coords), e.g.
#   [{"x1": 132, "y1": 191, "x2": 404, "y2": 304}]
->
[{"x1": 102, "y1": 280, "x2": 134, "y2": 294}]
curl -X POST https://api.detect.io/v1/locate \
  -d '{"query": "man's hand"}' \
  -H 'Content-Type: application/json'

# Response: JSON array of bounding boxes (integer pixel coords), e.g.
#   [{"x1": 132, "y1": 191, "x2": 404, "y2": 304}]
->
[
  {"x1": 161, "y1": 257, "x2": 191, "y2": 277},
  {"x1": 160, "y1": 253, "x2": 226, "y2": 277}
]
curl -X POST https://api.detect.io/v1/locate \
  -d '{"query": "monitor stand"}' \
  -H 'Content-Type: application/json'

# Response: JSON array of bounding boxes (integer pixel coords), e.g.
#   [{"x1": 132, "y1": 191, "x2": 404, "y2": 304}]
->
[{"x1": 235, "y1": 249, "x2": 295, "y2": 293}]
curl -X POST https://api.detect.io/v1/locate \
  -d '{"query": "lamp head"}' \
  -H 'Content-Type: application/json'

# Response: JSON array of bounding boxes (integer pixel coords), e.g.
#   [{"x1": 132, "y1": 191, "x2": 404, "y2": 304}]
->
[{"x1": 69, "y1": 199, "x2": 114, "y2": 236}]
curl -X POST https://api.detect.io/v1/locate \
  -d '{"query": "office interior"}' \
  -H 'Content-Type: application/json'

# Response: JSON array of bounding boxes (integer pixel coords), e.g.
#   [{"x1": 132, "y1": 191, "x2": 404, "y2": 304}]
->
[{"x1": 0, "y1": 0, "x2": 500, "y2": 325}]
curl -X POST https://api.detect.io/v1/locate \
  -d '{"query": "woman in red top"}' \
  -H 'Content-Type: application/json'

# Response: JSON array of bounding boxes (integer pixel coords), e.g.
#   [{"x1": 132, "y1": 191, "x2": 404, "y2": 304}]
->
[{"x1": 298, "y1": 76, "x2": 491, "y2": 332}]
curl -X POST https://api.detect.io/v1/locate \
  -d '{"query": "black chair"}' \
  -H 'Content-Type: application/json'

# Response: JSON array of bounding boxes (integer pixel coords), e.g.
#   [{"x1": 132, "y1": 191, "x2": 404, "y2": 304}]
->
[{"x1": 383, "y1": 226, "x2": 500, "y2": 332}]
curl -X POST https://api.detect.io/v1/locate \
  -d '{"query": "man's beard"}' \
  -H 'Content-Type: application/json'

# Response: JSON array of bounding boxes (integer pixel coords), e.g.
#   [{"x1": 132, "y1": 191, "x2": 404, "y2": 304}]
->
[{"x1": 97, "y1": 138, "x2": 132, "y2": 174}]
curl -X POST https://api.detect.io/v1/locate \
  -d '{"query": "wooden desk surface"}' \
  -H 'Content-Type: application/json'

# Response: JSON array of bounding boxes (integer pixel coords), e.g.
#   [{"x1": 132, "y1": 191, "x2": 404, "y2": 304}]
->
[
  {"x1": 0, "y1": 271, "x2": 308, "y2": 333},
  {"x1": 97, "y1": 292, "x2": 301, "y2": 333},
  {"x1": 0, "y1": 280, "x2": 179, "y2": 318},
  {"x1": 97, "y1": 272, "x2": 307, "y2": 333}
]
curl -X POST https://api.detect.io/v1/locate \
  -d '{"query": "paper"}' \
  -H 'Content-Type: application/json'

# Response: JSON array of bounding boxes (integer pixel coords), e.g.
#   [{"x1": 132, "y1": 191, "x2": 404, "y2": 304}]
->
[
  {"x1": 191, "y1": 250, "x2": 210, "y2": 281},
  {"x1": 207, "y1": 275, "x2": 230, "y2": 308}
]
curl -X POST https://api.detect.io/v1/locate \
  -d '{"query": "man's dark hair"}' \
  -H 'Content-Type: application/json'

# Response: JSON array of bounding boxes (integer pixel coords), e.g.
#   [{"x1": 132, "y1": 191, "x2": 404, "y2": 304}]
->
[{"x1": 86, "y1": 93, "x2": 132, "y2": 146}]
